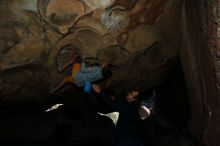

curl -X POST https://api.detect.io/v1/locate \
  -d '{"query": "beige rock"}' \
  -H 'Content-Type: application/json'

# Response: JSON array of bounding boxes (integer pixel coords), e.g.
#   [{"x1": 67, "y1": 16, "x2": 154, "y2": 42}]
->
[
  {"x1": 74, "y1": 15, "x2": 108, "y2": 35},
  {"x1": 7, "y1": 0, "x2": 38, "y2": 15},
  {"x1": 124, "y1": 24, "x2": 159, "y2": 52},
  {"x1": 0, "y1": 37, "x2": 45, "y2": 70},
  {"x1": 101, "y1": 5, "x2": 129, "y2": 37},
  {"x1": 0, "y1": 24, "x2": 46, "y2": 71},
  {"x1": 97, "y1": 46, "x2": 129, "y2": 65},
  {"x1": 102, "y1": 33, "x2": 118, "y2": 48},
  {"x1": 46, "y1": 27, "x2": 62, "y2": 48},
  {"x1": 81, "y1": 0, "x2": 115, "y2": 11},
  {"x1": 37, "y1": 0, "x2": 85, "y2": 34},
  {"x1": 49, "y1": 27, "x2": 103, "y2": 65}
]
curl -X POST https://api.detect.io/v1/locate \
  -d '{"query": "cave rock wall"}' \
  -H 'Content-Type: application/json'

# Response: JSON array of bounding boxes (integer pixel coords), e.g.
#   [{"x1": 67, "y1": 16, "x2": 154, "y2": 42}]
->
[
  {"x1": 181, "y1": 0, "x2": 220, "y2": 145},
  {"x1": 0, "y1": 0, "x2": 181, "y2": 104}
]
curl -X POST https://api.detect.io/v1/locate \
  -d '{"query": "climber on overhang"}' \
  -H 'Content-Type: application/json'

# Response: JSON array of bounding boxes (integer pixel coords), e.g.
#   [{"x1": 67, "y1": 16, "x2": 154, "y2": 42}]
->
[{"x1": 50, "y1": 55, "x2": 112, "y2": 95}]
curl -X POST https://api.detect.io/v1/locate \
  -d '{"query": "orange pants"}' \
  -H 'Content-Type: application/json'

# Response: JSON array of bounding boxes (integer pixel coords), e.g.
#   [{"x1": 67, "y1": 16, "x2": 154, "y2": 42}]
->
[{"x1": 64, "y1": 63, "x2": 80, "y2": 83}]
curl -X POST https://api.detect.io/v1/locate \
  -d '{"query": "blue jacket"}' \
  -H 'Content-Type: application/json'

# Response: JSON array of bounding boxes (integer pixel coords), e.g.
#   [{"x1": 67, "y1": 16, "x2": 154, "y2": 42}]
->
[{"x1": 74, "y1": 63, "x2": 103, "y2": 87}]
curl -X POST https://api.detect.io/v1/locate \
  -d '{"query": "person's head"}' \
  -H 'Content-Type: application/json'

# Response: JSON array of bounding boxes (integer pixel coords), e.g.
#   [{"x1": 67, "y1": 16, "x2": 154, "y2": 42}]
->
[
  {"x1": 126, "y1": 90, "x2": 139, "y2": 103},
  {"x1": 100, "y1": 62, "x2": 108, "y2": 69},
  {"x1": 101, "y1": 63, "x2": 112, "y2": 79}
]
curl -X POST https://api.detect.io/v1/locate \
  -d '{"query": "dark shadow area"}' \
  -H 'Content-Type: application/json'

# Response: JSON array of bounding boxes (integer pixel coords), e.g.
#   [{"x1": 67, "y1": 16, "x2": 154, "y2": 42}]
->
[
  {"x1": 0, "y1": 138, "x2": 112, "y2": 146},
  {"x1": 156, "y1": 59, "x2": 190, "y2": 129},
  {"x1": 140, "y1": 59, "x2": 197, "y2": 146},
  {"x1": 0, "y1": 91, "x2": 116, "y2": 146},
  {"x1": 0, "y1": 60, "x2": 196, "y2": 146}
]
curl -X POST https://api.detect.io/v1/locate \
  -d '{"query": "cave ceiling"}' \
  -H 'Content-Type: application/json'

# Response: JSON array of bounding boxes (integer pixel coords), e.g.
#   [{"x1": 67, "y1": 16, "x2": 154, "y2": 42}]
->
[{"x1": 0, "y1": 0, "x2": 181, "y2": 104}]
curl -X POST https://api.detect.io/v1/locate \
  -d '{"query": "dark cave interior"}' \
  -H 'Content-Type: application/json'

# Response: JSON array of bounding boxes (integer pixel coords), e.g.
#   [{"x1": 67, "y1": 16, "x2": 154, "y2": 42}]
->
[
  {"x1": 0, "y1": 0, "x2": 220, "y2": 146},
  {"x1": 0, "y1": 60, "x2": 195, "y2": 146}
]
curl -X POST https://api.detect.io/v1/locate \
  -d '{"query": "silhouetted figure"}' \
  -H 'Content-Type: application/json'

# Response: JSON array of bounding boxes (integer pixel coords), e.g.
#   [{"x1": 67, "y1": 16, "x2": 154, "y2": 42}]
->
[{"x1": 92, "y1": 84, "x2": 144, "y2": 146}]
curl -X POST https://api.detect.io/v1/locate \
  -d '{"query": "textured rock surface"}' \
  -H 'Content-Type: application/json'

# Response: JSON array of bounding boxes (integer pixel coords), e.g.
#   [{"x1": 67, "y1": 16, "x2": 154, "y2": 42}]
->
[
  {"x1": 0, "y1": 0, "x2": 180, "y2": 104},
  {"x1": 181, "y1": 0, "x2": 220, "y2": 145},
  {"x1": 37, "y1": 0, "x2": 85, "y2": 34},
  {"x1": 1, "y1": 0, "x2": 220, "y2": 146}
]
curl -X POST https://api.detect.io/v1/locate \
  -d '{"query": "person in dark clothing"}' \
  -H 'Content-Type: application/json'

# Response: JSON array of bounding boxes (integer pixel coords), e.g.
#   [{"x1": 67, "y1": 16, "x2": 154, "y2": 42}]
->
[{"x1": 92, "y1": 84, "x2": 144, "y2": 146}]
